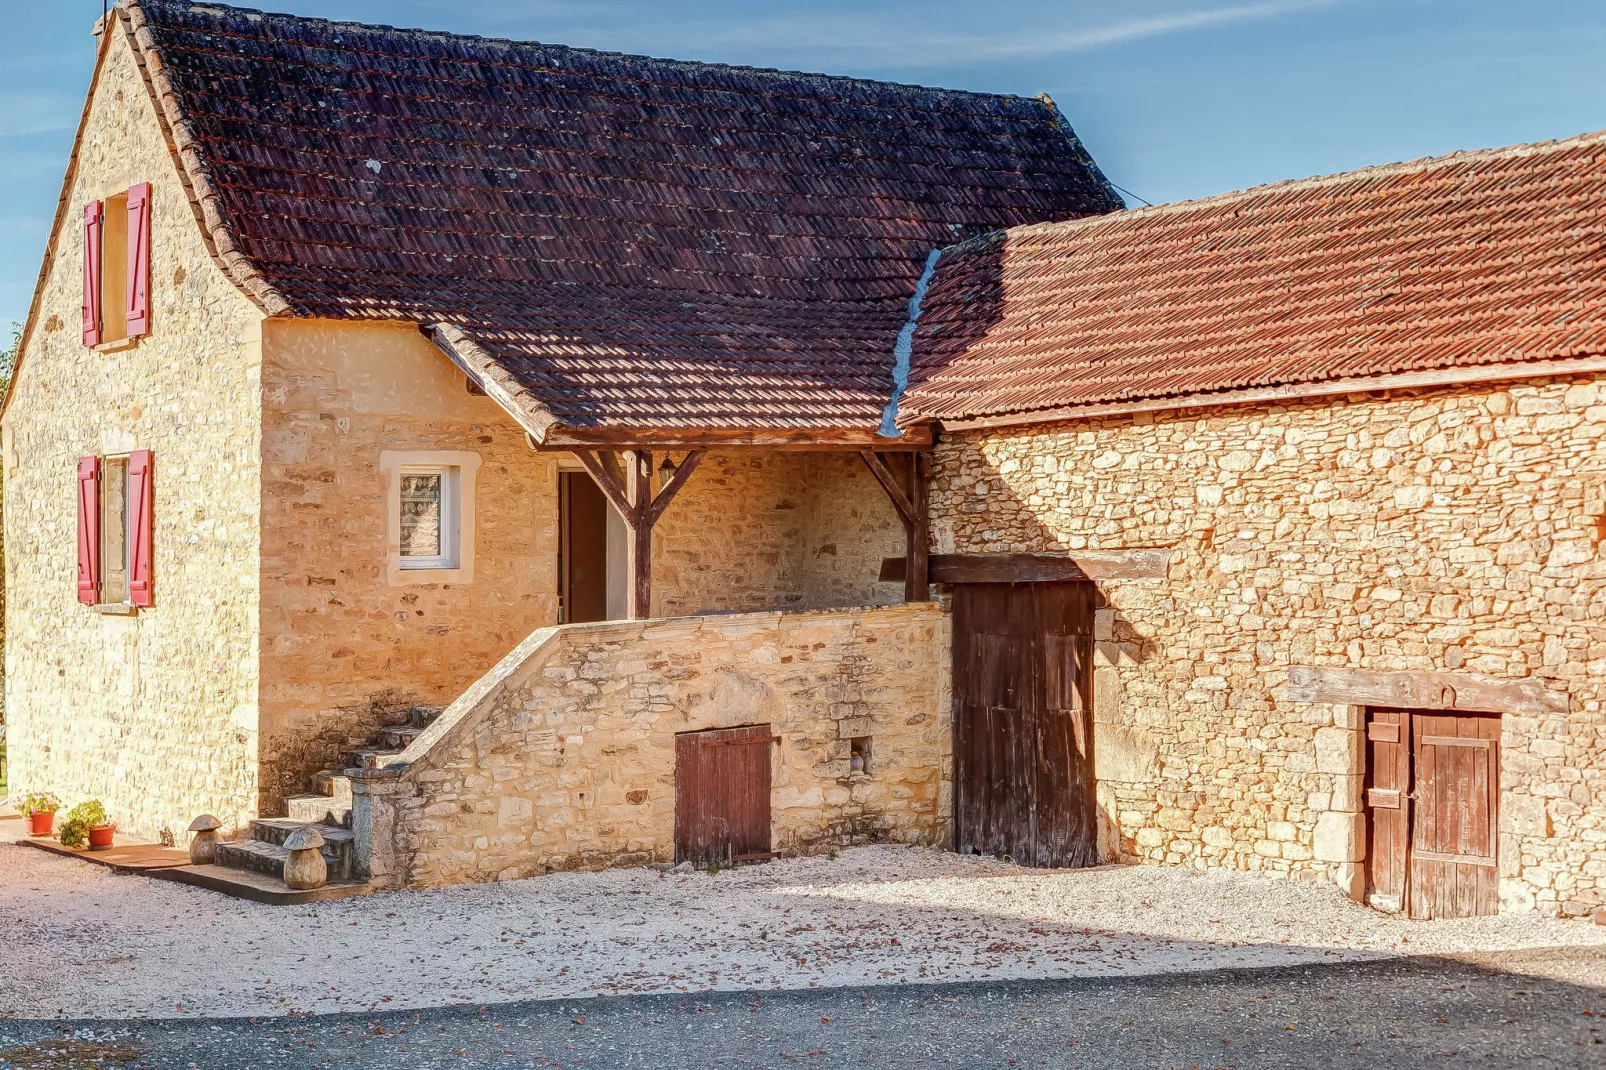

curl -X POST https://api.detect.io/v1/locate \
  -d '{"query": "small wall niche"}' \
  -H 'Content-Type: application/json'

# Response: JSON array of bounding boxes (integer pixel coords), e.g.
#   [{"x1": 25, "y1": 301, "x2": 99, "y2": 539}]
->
[{"x1": 849, "y1": 736, "x2": 873, "y2": 776}]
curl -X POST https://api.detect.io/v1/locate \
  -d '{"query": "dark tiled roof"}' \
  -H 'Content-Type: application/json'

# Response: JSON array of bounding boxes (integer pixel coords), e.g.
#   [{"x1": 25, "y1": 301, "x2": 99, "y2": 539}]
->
[
  {"x1": 901, "y1": 133, "x2": 1606, "y2": 425},
  {"x1": 125, "y1": 0, "x2": 1121, "y2": 432}
]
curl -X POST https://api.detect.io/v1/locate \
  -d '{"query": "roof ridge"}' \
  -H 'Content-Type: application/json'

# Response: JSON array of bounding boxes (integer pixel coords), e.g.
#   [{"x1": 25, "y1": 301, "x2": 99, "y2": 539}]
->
[
  {"x1": 140, "y1": 0, "x2": 1050, "y2": 106},
  {"x1": 997, "y1": 127, "x2": 1606, "y2": 242}
]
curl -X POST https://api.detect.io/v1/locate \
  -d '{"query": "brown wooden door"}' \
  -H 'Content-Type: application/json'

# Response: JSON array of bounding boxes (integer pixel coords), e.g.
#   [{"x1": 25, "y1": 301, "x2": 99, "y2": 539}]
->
[
  {"x1": 1365, "y1": 707, "x2": 1500, "y2": 919},
  {"x1": 674, "y1": 725, "x2": 772, "y2": 868},
  {"x1": 559, "y1": 471, "x2": 608, "y2": 623},
  {"x1": 953, "y1": 582, "x2": 1097, "y2": 868},
  {"x1": 1409, "y1": 711, "x2": 1500, "y2": 919}
]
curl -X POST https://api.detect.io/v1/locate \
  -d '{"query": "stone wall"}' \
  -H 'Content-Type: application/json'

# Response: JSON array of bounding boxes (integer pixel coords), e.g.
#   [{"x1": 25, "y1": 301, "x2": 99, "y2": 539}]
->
[
  {"x1": 257, "y1": 319, "x2": 561, "y2": 812},
  {"x1": 652, "y1": 451, "x2": 904, "y2": 616},
  {"x1": 360, "y1": 604, "x2": 949, "y2": 889},
  {"x1": 2, "y1": 19, "x2": 266, "y2": 841},
  {"x1": 931, "y1": 375, "x2": 1606, "y2": 916}
]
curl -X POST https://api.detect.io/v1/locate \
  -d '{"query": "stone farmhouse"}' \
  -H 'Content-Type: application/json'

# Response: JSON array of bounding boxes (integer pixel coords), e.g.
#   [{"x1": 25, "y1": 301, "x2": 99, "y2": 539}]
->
[{"x1": 4, "y1": 0, "x2": 1603, "y2": 920}]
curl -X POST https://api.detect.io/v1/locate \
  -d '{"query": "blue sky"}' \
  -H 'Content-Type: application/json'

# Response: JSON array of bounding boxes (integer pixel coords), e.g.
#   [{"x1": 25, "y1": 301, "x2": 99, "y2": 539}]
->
[{"x1": 4, "y1": 0, "x2": 1606, "y2": 329}]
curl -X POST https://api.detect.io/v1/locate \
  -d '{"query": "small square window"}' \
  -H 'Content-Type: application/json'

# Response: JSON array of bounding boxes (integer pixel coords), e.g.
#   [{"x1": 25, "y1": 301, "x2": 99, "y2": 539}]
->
[{"x1": 399, "y1": 466, "x2": 459, "y2": 570}]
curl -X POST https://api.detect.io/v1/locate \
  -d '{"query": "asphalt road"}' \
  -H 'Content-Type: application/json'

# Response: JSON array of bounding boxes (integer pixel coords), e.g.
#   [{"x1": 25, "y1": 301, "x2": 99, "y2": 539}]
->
[{"x1": 2, "y1": 948, "x2": 1603, "y2": 1069}]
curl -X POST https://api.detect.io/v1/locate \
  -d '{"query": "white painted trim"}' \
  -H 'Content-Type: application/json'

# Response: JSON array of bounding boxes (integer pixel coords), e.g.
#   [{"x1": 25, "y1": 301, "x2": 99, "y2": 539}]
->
[{"x1": 380, "y1": 450, "x2": 480, "y2": 587}]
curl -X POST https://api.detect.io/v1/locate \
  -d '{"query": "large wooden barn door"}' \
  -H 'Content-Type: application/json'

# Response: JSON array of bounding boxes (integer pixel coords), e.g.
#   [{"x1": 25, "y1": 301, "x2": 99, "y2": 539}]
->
[
  {"x1": 1365, "y1": 708, "x2": 1500, "y2": 919},
  {"x1": 953, "y1": 582, "x2": 1097, "y2": 868},
  {"x1": 674, "y1": 725, "x2": 772, "y2": 868}
]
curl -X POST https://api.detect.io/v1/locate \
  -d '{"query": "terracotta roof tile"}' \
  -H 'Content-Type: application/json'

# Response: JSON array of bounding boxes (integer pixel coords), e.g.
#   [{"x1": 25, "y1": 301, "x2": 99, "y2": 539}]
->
[
  {"x1": 902, "y1": 133, "x2": 1606, "y2": 424},
  {"x1": 125, "y1": 0, "x2": 1121, "y2": 432}
]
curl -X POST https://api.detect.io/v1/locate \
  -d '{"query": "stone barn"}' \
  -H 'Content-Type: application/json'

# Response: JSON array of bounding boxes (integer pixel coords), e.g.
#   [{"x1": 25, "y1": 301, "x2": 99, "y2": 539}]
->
[{"x1": 5, "y1": 1, "x2": 1605, "y2": 920}]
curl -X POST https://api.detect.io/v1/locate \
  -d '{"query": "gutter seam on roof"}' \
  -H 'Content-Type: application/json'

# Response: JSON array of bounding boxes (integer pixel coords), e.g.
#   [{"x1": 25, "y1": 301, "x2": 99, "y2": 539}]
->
[{"x1": 879, "y1": 248, "x2": 942, "y2": 438}]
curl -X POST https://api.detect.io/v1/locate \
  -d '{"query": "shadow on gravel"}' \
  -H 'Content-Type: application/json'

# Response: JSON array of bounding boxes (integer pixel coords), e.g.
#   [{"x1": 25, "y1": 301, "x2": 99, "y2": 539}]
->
[{"x1": 1, "y1": 947, "x2": 1603, "y2": 1069}]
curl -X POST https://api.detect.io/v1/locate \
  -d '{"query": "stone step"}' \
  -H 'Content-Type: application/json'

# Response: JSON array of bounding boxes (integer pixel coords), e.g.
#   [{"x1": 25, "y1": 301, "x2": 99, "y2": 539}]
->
[
  {"x1": 347, "y1": 746, "x2": 406, "y2": 770},
  {"x1": 223, "y1": 821, "x2": 354, "y2": 881},
  {"x1": 216, "y1": 838, "x2": 354, "y2": 884},
  {"x1": 151, "y1": 864, "x2": 373, "y2": 906},
  {"x1": 408, "y1": 704, "x2": 444, "y2": 728},
  {"x1": 284, "y1": 793, "x2": 351, "y2": 827},
  {"x1": 378, "y1": 724, "x2": 424, "y2": 750},
  {"x1": 313, "y1": 769, "x2": 352, "y2": 799}
]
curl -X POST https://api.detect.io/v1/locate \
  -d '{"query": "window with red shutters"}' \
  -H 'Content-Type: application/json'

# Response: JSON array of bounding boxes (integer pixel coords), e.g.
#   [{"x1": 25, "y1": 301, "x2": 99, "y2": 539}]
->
[
  {"x1": 125, "y1": 184, "x2": 151, "y2": 338},
  {"x1": 76, "y1": 456, "x2": 101, "y2": 604},
  {"x1": 82, "y1": 202, "x2": 103, "y2": 347},
  {"x1": 127, "y1": 449, "x2": 154, "y2": 606}
]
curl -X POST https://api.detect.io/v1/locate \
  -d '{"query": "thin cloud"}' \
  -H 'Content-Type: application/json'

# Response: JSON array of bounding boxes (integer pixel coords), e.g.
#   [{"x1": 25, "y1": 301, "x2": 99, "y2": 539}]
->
[
  {"x1": 0, "y1": 92, "x2": 80, "y2": 137},
  {"x1": 940, "y1": 1, "x2": 1340, "y2": 61},
  {"x1": 451, "y1": 0, "x2": 1339, "y2": 69}
]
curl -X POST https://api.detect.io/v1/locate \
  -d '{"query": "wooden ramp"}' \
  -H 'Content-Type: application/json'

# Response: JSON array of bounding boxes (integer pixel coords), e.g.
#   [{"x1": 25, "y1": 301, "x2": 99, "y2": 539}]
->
[{"x1": 19, "y1": 835, "x2": 192, "y2": 873}]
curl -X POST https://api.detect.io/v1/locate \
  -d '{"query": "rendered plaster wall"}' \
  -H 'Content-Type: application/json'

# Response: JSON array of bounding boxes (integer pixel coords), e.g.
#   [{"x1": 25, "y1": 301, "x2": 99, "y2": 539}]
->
[
  {"x1": 932, "y1": 375, "x2": 1606, "y2": 917},
  {"x1": 1, "y1": 20, "x2": 266, "y2": 841},
  {"x1": 387, "y1": 604, "x2": 949, "y2": 888},
  {"x1": 256, "y1": 319, "x2": 560, "y2": 813}
]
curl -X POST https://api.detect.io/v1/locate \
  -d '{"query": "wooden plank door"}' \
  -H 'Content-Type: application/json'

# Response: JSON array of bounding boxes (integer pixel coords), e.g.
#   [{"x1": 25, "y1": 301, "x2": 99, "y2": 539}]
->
[
  {"x1": 1364, "y1": 709, "x2": 1411, "y2": 912},
  {"x1": 674, "y1": 725, "x2": 772, "y2": 868},
  {"x1": 1408, "y1": 711, "x2": 1500, "y2": 919},
  {"x1": 953, "y1": 582, "x2": 1097, "y2": 868}
]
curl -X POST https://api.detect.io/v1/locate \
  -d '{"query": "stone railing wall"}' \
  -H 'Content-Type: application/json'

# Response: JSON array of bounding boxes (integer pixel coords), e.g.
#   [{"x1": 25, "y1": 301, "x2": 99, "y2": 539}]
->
[{"x1": 352, "y1": 604, "x2": 950, "y2": 889}]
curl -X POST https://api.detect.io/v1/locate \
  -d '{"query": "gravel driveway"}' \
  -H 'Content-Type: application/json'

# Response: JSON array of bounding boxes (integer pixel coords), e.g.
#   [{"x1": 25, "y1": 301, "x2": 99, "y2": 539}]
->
[{"x1": 3, "y1": 838, "x2": 1604, "y2": 1021}]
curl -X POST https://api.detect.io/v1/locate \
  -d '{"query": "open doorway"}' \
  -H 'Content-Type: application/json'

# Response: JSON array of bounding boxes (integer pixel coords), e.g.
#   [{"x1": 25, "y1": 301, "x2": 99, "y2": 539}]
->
[{"x1": 558, "y1": 470, "x2": 628, "y2": 623}]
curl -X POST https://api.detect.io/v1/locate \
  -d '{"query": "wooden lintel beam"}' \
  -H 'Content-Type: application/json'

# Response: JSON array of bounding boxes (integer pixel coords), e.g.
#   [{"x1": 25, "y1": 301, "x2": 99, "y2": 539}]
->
[
  {"x1": 534, "y1": 425, "x2": 934, "y2": 452},
  {"x1": 1287, "y1": 665, "x2": 1568, "y2": 716},
  {"x1": 879, "y1": 549, "x2": 1172, "y2": 585},
  {"x1": 645, "y1": 450, "x2": 706, "y2": 527},
  {"x1": 859, "y1": 450, "x2": 917, "y2": 528}
]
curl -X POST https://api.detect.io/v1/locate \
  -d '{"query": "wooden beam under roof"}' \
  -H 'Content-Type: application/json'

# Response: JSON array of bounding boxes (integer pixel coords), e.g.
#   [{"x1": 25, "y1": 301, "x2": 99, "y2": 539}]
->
[{"x1": 531, "y1": 425, "x2": 933, "y2": 452}]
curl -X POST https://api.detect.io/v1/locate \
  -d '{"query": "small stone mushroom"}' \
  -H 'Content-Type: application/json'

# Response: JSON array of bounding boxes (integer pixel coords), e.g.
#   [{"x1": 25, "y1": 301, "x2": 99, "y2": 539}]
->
[
  {"x1": 187, "y1": 814, "x2": 222, "y2": 865},
  {"x1": 281, "y1": 826, "x2": 328, "y2": 890}
]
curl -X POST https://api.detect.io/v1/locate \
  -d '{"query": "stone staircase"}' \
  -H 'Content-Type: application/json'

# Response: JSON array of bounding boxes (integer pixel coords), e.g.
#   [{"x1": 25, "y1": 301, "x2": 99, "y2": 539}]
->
[{"x1": 165, "y1": 705, "x2": 441, "y2": 903}]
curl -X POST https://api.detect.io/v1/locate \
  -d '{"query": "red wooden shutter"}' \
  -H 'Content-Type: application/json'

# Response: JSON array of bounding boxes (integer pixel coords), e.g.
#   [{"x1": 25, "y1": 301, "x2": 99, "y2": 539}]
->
[
  {"x1": 76, "y1": 456, "x2": 101, "y2": 604},
  {"x1": 128, "y1": 449, "x2": 154, "y2": 607},
  {"x1": 82, "y1": 201, "x2": 103, "y2": 347},
  {"x1": 125, "y1": 184, "x2": 152, "y2": 338}
]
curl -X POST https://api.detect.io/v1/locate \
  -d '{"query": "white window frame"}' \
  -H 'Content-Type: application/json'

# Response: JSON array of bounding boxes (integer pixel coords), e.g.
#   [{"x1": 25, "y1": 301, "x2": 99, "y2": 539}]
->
[{"x1": 381, "y1": 450, "x2": 480, "y2": 586}]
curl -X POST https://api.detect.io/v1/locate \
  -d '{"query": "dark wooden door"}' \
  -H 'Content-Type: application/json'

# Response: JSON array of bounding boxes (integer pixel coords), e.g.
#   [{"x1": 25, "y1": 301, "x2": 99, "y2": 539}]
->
[
  {"x1": 559, "y1": 471, "x2": 608, "y2": 623},
  {"x1": 1363, "y1": 709, "x2": 1412, "y2": 913},
  {"x1": 674, "y1": 725, "x2": 772, "y2": 868},
  {"x1": 953, "y1": 582, "x2": 1097, "y2": 868},
  {"x1": 1365, "y1": 707, "x2": 1500, "y2": 919},
  {"x1": 1409, "y1": 711, "x2": 1500, "y2": 919}
]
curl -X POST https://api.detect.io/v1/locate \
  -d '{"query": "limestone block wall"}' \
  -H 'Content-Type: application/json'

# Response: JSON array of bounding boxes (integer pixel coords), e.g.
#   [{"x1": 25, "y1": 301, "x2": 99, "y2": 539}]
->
[
  {"x1": 257, "y1": 319, "x2": 559, "y2": 812},
  {"x1": 652, "y1": 451, "x2": 904, "y2": 616},
  {"x1": 366, "y1": 604, "x2": 949, "y2": 889},
  {"x1": 2, "y1": 19, "x2": 265, "y2": 841},
  {"x1": 932, "y1": 375, "x2": 1606, "y2": 917}
]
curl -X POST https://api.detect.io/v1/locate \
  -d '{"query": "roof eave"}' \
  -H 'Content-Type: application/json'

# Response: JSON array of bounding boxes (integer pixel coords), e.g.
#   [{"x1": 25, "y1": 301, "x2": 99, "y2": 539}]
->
[{"x1": 928, "y1": 353, "x2": 1606, "y2": 433}]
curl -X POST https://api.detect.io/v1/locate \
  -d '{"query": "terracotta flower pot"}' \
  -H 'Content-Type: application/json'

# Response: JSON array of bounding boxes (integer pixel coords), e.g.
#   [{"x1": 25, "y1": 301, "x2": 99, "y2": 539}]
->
[
  {"x1": 27, "y1": 811, "x2": 56, "y2": 837},
  {"x1": 87, "y1": 824, "x2": 116, "y2": 851}
]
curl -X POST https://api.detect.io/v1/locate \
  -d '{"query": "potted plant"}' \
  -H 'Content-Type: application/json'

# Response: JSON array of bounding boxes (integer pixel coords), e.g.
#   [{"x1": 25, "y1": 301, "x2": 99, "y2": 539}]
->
[
  {"x1": 58, "y1": 800, "x2": 114, "y2": 851},
  {"x1": 21, "y1": 792, "x2": 61, "y2": 837}
]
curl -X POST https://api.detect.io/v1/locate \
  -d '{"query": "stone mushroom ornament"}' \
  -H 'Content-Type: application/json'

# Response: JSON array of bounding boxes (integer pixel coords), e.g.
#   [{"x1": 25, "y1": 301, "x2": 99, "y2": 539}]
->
[
  {"x1": 187, "y1": 814, "x2": 222, "y2": 865},
  {"x1": 281, "y1": 826, "x2": 328, "y2": 890}
]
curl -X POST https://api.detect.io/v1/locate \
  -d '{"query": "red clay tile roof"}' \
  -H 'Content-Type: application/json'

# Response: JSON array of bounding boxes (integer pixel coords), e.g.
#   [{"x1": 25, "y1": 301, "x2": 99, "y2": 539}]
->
[
  {"x1": 124, "y1": 0, "x2": 1122, "y2": 434},
  {"x1": 901, "y1": 132, "x2": 1606, "y2": 426}
]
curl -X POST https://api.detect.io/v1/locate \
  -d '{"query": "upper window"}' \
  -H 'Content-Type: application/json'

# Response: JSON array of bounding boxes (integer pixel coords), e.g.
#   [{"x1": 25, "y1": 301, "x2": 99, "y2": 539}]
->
[
  {"x1": 82, "y1": 183, "x2": 152, "y2": 347},
  {"x1": 399, "y1": 466, "x2": 459, "y2": 570}
]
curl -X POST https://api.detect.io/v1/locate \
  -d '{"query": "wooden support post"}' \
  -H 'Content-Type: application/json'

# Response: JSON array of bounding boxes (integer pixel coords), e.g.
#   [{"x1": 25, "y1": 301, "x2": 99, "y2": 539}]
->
[
  {"x1": 859, "y1": 449, "x2": 931, "y2": 603},
  {"x1": 573, "y1": 448, "x2": 706, "y2": 621},
  {"x1": 906, "y1": 453, "x2": 930, "y2": 603},
  {"x1": 623, "y1": 450, "x2": 653, "y2": 620}
]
